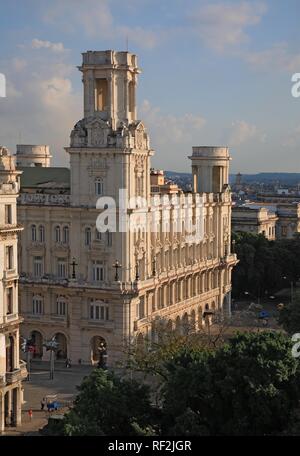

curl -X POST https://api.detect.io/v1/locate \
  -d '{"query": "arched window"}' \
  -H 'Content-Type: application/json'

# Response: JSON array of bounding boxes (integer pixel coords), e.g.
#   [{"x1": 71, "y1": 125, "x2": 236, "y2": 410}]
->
[
  {"x1": 85, "y1": 227, "x2": 92, "y2": 246},
  {"x1": 39, "y1": 225, "x2": 45, "y2": 243},
  {"x1": 31, "y1": 224, "x2": 37, "y2": 242},
  {"x1": 55, "y1": 225, "x2": 61, "y2": 243},
  {"x1": 95, "y1": 177, "x2": 104, "y2": 196},
  {"x1": 32, "y1": 295, "x2": 43, "y2": 315},
  {"x1": 63, "y1": 226, "x2": 69, "y2": 244}
]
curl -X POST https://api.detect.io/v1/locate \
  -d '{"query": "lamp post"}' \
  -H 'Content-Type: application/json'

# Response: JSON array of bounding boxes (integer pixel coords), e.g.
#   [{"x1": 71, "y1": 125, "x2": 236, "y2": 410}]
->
[
  {"x1": 113, "y1": 260, "x2": 121, "y2": 281},
  {"x1": 43, "y1": 337, "x2": 59, "y2": 380},
  {"x1": 21, "y1": 337, "x2": 35, "y2": 381},
  {"x1": 282, "y1": 276, "x2": 294, "y2": 303},
  {"x1": 70, "y1": 257, "x2": 78, "y2": 280},
  {"x1": 98, "y1": 342, "x2": 107, "y2": 369}
]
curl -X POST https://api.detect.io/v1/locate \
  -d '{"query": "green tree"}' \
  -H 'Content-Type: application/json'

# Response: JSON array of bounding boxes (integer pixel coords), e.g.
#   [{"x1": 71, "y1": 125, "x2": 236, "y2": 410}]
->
[
  {"x1": 279, "y1": 294, "x2": 300, "y2": 335},
  {"x1": 63, "y1": 369, "x2": 156, "y2": 436},
  {"x1": 161, "y1": 332, "x2": 300, "y2": 435}
]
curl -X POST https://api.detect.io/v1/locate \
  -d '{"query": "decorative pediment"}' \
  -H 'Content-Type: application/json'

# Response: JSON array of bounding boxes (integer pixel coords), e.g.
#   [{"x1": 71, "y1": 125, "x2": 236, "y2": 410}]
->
[{"x1": 86, "y1": 119, "x2": 110, "y2": 147}]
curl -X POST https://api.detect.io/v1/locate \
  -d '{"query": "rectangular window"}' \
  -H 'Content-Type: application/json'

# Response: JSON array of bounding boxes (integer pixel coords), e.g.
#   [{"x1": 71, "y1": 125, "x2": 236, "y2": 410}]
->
[
  {"x1": 92, "y1": 261, "x2": 105, "y2": 282},
  {"x1": 56, "y1": 299, "x2": 66, "y2": 316},
  {"x1": 6, "y1": 287, "x2": 13, "y2": 314},
  {"x1": 33, "y1": 256, "x2": 43, "y2": 277},
  {"x1": 32, "y1": 297, "x2": 43, "y2": 315},
  {"x1": 57, "y1": 259, "x2": 67, "y2": 279},
  {"x1": 5, "y1": 246, "x2": 13, "y2": 270},
  {"x1": 5, "y1": 205, "x2": 12, "y2": 224},
  {"x1": 106, "y1": 231, "x2": 112, "y2": 247},
  {"x1": 90, "y1": 301, "x2": 109, "y2": 321}
]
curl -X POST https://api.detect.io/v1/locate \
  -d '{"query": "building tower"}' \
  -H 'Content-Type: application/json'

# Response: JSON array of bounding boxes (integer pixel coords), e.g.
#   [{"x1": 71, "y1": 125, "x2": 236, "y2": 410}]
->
[
  {"x1": 190, "y1": 146, "x2": 234, "y2": 312},
  {"x1": 0, "y1": 146, "x2": 26, "y2": 433},
  {"x1": 66, "y1": 50, "x2": 153, "y2": 283},
  {"x1": 15, "y1": 145, "x2": 52, "y2": 168}
]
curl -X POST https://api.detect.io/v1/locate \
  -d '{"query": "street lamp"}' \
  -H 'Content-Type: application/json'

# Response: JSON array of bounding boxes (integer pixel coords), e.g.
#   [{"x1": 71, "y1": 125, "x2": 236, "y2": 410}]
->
[
  {"x1": 113, "y1": 260, "x2": 121, "y2": 281},
  {"x1": 97, "y1": 342, "x2": 107, "y2": 369},
  {"x1": 282, "y1": 276, "x2": 294, "y2": 303},
  {"x1": 69, "y1": 257, "x2": 78, "y2": 280},
  {"x1": 20, "y1": 337, "x2": 36, "y2": 381},
  {"x1": 43, "y1": 337, "x2": 59, "y2": 380}
]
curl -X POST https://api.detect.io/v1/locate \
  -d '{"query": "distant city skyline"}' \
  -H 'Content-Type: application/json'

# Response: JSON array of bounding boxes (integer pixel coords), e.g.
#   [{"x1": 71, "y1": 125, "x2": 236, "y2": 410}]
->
[{"x1": 0, "y1": 0, "x2": 299, "y2": 173}]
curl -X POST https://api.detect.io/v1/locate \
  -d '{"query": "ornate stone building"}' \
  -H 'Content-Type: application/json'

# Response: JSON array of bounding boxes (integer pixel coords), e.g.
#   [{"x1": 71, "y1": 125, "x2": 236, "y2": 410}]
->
[
  {"x1": 0, "y1": 147, "x2": 26, "y2": 433},
  {"x1": 17, "y1": 50, "x2": 237, "y2": 366},
  {"x1": 232, "y1": 205, "x2": 278, "y2": 240}
]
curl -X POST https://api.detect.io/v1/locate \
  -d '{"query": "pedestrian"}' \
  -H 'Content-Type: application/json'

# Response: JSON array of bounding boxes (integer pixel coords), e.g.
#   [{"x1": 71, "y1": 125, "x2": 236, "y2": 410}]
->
[
  {"x1": 41, "y1": 398, "x2": 45, "y2": 410},
  {"x1": 28, "y1": 408, "x2": 33, "y2": 420}
]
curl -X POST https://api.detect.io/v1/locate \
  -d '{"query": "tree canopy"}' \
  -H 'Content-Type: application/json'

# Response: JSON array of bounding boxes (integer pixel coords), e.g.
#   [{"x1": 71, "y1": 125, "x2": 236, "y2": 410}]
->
[
  {"x1": 61, "y1": 331, "x2": 300, "y2": 436},
  {"x1": 232, "y1": 232, "x2": 300, "y2": 298}
]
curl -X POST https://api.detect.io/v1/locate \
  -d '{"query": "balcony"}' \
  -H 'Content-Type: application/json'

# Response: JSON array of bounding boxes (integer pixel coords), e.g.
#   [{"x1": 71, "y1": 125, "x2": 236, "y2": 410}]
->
[
  {"x1": 6, "y1": 368, "x2": 23, "y2": 384},
  {"x1": 2, "y1": 313, "x2": 19, "y2": 325},
  {"x1": 3, "y1": 269, "x2": 18, "y2": 280}
]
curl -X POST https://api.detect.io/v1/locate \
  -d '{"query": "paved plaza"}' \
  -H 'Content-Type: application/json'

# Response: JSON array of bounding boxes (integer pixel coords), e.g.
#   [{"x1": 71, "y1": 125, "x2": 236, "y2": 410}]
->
[{"x1": 2, "y1": 363, "x2": 94, "y2": 436}]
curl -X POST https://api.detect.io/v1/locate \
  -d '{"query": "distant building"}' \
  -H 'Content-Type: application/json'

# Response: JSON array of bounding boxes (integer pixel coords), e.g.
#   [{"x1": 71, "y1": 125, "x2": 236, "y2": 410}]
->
[
  {"x1": 15, "y1": 145, "x2": 52, "y2": 168},
  {"x1": 0, "y1": 146, "x2": 26, "y2": 433},
  {"x1": 150, "y1": 169, "x2": 181, "y2": 195},
  {"x1": 232, "y1": 205, "x2": 277, "y2": 240},
  {"x1": 276, "y1": 203, "x2": 300, "y2": 239}
]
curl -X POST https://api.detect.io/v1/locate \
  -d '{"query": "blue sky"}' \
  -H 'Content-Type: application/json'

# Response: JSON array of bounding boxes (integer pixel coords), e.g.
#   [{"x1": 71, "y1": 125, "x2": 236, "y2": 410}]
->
[{"x1": 0, "y1": 0, "x2": 299, "y2": 173}]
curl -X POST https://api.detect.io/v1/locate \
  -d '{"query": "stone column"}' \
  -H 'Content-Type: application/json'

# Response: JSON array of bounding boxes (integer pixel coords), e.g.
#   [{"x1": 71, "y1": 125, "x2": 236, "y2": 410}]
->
[{"x1": 0, "y1": 392, "x2": 4, "y2": 433}]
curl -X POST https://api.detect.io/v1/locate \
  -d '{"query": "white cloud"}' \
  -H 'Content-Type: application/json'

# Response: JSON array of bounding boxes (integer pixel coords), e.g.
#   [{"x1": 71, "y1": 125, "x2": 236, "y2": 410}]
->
[
  {"x1": 43, "y1": 0, "x2": 159, "y2": 50},
  {"x1": 228, "y1": 120, "x2": 265, "y2": 146},
  {"x1": 242, "y1": 43, "x2": 300, "y2": 73},
  {"x1": 31, "y1": 38, "x2": 65, "y2": 52},
  {"x1": 12, "y1": 58, "x2": 27, "y2": 72},
  {"x1": 189, "y1": 1, "x2": 267, "y2": 52},
  {"x1": 282, "y1": 125, "x2": 300, "y2": 148},
  {"x1": 0, "y1": 45, "x2": 81, "y2": 165},
  {"x1": 140, "y1": 99, "x2": 206, "y2": 145}
]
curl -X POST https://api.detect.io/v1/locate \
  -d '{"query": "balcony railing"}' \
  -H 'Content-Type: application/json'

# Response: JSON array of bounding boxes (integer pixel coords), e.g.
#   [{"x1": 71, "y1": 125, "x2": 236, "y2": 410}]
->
[{"x1": 6, "y1": 368, "x2": 22, "y2": 384}]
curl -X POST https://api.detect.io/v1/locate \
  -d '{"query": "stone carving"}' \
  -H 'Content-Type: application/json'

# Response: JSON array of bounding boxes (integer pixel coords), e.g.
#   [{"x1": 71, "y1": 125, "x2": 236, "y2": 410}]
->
[
  {"x1": 70, "y1": 120, "x2": 87, "y2": 147},
  {"x1": 90, "y1": 123, "x2": 105, "y2": 146}
]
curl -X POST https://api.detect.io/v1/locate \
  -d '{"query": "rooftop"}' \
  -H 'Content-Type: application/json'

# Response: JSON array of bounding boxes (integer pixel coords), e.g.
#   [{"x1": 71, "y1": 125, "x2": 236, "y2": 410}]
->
[{"x1": 20, "y1": 167, "x2": 70, "y2": 189}]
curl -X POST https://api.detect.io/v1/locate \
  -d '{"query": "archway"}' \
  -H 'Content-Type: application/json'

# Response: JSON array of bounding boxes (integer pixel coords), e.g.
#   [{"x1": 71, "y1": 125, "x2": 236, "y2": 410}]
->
[
  {"x1": 91, "y1": 336, "x2": 107, "y2": 365},
  {"x1": 54, "y1": 333, "x2": 68, "y2": 360},
  {"x1": 175, "y1": 315, "x2": 181, "y2": 334},
  {"x1": 136, "y1": 333, "x2": 145, "y2": 356},
  {"x1": 31, "y1": 330, "x2": 43, "y2": 359},
  {"x1": 182, "y1": 313, "x2": 189, "y2": 335},
  {"x1": 166, "y1": 319, "x2": 173, "y2": 333},
  {"x1": 190, "y1": 310, "x2": 196, "y2": 332},
  {"x1": 198, "y1": 307, "x2": 203, "y2": 329}
]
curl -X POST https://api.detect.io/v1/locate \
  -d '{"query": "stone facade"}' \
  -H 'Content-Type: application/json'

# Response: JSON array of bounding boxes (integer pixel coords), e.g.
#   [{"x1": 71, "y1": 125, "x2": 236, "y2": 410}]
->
[
  {"x1": 0, "y1": 146, "x2": 26, "y2": 433},
  {"x1": 232, "y1": 205, "x2": 278, "y2": 240},
  {"x1": 17, "y1": 50, "x2": 237, "y2": 367}
]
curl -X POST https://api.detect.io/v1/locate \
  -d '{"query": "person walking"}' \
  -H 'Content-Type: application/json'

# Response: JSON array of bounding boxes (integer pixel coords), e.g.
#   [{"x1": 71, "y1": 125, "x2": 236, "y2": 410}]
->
[
  {"x1": 41, "y1": 398, "x2": 45, "y2": 411},
  {"x1": 28, "y1": 408, "x2": 33, "y2": 421}
]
